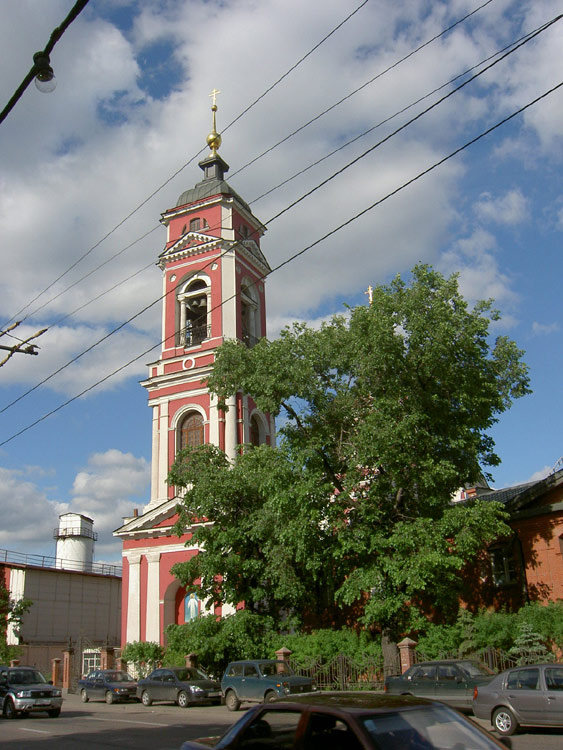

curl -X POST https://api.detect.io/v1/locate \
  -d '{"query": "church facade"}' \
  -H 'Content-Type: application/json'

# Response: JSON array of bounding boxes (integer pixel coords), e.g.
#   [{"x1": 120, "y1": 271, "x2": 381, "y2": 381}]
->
[{"x1": 114, "y1": 106, "x2": 273, "y2": 647}]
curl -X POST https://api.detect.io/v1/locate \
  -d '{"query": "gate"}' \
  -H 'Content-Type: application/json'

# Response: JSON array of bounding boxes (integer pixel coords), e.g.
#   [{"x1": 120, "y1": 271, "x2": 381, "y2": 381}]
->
[{"x1": 289, "y1": 652, "x2": 394, "y2": 691}]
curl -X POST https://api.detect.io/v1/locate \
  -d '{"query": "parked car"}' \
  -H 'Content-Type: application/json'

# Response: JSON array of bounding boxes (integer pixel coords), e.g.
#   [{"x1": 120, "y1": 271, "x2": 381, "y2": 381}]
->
[
  {"x1": 384, "y1": 659, "x2": 495, "y2": 710},
  {"x1": 221, "y1": 659, "x2": 315, "y2": 711},
  {"x1": 0, "y1": 665, "x2": 63, "y2": 719},
  {"x1": 136, "y1": 666, "x2": 221, "y2": 707},
  {"x1": 78, "y1": 669, "x2": 138, "y2": 704},
  {"x1": 180, "y1": 691, "x2": 510, "y2": 749},
  {"x1": 473, "y1": 662, "x2": 563, "y2": 736}
]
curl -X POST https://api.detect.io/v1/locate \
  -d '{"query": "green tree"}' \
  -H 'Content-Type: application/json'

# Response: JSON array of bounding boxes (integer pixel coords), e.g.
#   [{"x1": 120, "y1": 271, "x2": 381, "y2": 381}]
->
[
  {"x1": 508, "y1": 621, "x2": 554, "y2": 665},
  {"x1": 0, "y1": 577, "x2": 32, "y2": 663},
  {"x1": 120, "y1": 641, "x2": 164, "y2": 678},
  {"x1": 170, "y1": 265, "x2": 530, "y2": 667}
]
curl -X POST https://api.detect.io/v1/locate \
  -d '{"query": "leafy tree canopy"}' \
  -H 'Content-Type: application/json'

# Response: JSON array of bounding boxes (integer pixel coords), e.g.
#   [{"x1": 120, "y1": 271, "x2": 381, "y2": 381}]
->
[{"x1": 170, "y1": 265, "x2": 530, "y2": 643}]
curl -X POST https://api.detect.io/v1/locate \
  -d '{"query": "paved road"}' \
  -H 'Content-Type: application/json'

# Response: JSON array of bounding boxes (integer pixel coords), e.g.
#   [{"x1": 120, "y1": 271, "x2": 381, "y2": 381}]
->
[{"x1": 1, "y1": 692, "x2": 562, "y2": 749}]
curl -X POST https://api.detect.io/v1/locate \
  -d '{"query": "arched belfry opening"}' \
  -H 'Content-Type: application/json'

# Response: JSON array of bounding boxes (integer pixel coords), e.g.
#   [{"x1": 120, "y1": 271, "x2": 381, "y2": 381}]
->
[{"x1": 178, "y1": 276, "x2": 210, "y2": 348}]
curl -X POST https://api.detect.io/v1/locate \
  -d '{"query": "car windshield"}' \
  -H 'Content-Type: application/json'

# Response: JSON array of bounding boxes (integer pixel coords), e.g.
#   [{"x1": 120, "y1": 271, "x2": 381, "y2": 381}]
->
[
  {"x1": 259, "y1": 662, "x2": 294, "y2": 677},
  {"x1": 174, "y1": 668, "x2": 210, "y2": 681},
  {"x1": 105, "y1": 672, "x2": 134, "y2": 682},
  {"x1": 361, "y1": 704, "x2": 501, "y2": 750},
  {"x1": 8, "y1": 670, "x2": 46, "y2": 685},
  {"x1": 458, "y1": 661, "x2": 494, "y2": 677}
]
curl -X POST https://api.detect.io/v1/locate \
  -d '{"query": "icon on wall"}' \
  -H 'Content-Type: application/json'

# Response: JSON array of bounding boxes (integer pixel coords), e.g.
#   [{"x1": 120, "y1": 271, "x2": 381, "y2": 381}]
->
[{"x1": 184, "y1": 592, "x2": 200, "y2": 622}]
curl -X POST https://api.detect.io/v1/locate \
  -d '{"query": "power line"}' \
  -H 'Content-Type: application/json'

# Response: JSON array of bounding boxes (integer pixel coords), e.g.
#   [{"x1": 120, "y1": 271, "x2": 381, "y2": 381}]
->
[
  {"x1": 5, "y1": 0, "x2": 496, "y2": 331},
  {"x1": 2, "y1": 0, "x2": 372, "y2": 329},
  {"x1": 1, "y1": 77, "x2": 560, "y2": 447},
  {"x1": 19, "y1": 12, "x2": 546, "y2": 338},
  {"x1": 0, "y1": 0, "x2": 90, "y2": 125},
  {"x1": 0, "y1": 13, "x2": 556, "y2": 417}
]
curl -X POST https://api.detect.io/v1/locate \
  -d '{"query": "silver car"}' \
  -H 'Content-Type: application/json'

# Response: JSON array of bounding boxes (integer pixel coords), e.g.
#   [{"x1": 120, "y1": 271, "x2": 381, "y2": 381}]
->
[{"x1": 472, "y1": 663, "x2": 563, "y2": 735}]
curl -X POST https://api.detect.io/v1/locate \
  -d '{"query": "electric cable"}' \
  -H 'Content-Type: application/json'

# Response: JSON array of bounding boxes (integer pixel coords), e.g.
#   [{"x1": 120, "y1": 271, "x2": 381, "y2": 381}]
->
[
  {"x1": 2, "y1": 0, "x2": 372, "y2": 329},
  {"x1": 0, "y1": 13, "x2": 557, "y2": 418},
  {"x1": 7, "y1": 0, "x2": 499, "y2": 329},
  {"x1": 18, "y1": 11, "x2": 548, "y2": 334},
  {"x1": 1, "y1": 77, "x2": 560, "y2": 448}
]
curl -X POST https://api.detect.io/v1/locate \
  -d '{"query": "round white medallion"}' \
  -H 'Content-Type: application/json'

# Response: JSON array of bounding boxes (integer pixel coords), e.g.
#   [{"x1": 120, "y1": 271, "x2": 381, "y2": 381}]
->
[{"x1": 183, "y1": 357, "x2": 195, "y2": 370}]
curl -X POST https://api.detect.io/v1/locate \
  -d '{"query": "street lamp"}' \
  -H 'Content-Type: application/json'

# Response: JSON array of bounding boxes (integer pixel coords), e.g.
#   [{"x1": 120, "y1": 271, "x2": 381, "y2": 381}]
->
[{"x1": 33, "y1": 52, "x2": 57, "y2": 93}]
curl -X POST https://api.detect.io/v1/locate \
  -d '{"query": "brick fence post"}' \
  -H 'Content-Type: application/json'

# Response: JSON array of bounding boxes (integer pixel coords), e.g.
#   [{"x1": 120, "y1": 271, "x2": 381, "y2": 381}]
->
[
  {"x1": 398, "y1": 637, "x2": 417, "y2": 674},
  {"x1": 63, "y1": 646, "x2": 75, "y2": 692},
  {"x1": 51, "y1": 658, "x2": 62, "y2": 686},
  {"x1": 185, "y1": 652, "x2": 198, "y2": 669}
]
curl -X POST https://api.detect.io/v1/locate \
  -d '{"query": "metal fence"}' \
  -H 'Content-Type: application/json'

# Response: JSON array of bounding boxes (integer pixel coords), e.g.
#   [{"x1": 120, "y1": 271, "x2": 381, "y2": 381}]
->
[{"x1": 289, "y1": 652, "x2": 397, "y2": 691}]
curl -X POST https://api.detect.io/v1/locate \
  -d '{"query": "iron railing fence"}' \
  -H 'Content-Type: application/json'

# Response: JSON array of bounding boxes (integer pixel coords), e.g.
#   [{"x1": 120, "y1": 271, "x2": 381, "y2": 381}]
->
[{"x1": 289, "y1": 652, "x2": 398, "y2": 692}]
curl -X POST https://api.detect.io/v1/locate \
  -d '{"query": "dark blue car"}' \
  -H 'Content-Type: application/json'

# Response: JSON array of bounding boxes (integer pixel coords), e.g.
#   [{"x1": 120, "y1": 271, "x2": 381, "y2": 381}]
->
[{"x1": 79, "y1": 670, "x2": 138, "y2": 704}]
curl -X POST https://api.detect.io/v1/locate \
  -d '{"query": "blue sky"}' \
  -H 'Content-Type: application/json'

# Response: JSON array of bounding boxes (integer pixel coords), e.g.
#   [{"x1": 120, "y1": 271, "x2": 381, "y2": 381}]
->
[{"x1": 0, "y1": 0, "x2": 561, "y2": 565}]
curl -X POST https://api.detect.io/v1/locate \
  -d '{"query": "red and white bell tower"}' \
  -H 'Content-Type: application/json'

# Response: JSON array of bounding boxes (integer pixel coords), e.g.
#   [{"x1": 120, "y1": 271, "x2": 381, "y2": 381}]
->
[{"x1": 115, "y1": 99, "x2": 273, "y2": 647}]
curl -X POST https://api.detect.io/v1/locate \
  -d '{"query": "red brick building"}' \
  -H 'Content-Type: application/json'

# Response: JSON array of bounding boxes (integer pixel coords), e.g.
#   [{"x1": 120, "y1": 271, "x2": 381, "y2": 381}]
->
[{"x1": 464, "y1": 468, "x2": 563, "y2": 610}]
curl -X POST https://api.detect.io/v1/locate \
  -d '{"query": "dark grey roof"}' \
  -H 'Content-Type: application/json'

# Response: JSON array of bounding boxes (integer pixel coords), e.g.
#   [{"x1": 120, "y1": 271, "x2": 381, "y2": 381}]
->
[
  {"x1": 176, "y1": 177, "x2": 251, "y2": 214},
  {"x1": 475, "y1": 482, "x2": 536, "y2": 505}
]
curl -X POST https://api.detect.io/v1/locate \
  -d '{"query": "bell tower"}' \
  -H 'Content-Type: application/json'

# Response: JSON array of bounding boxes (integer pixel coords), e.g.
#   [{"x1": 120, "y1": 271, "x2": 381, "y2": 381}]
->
[
  {"x1": 142, "y1": 95, "x2": 273, "y2": 510},
  {"x1": 114, "y1": 97, "x2": 274, "y2": 647}
]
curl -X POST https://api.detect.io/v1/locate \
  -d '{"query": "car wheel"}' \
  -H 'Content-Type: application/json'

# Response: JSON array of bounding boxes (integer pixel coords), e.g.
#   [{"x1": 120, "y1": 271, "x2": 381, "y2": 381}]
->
[
  {"x1": 264, "y1": 690, "x2": 277, "y2": 703},
  {"x1": 3, "y1": 698, "x2": 17, "y2": 720},
  {"x1": 493, "y1": 707, "x2": 518, "y2": 736},
  {"x1": 48, "y1": 708, "x2": 61, "y2": 718},
  {"x1": 141, "y1": 690, "x2": 152, "y2": 707},
  {"x1": 81, "y1": 689, "x2": 89, "y2": 703},
  {"x1": 225, "y1": 690, "x2": 240, "y2": 712},
  {"x1": 177, "y1": 690, "x2": 190, "y2": 708},
  {"x1": 105, "y1": 691, "x2": 115, "y2": 705}
]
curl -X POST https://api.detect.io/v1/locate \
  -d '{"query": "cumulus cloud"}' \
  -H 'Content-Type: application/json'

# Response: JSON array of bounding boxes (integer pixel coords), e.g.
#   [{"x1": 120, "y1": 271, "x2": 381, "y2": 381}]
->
[
  {"x1": 70, "y1": 449, "x2": 150, "y2": 561},
  {"x1": 474, "y1": 189, "x2": 530, "y2": 225},
  {"x1": 0, "y1": 450, "x2": 149, "y2": 564},
  {"x1": 439, "y1": 228, "x2": 518, "y2": 321},
  {"x1": 532, "y1": 321, "x2": 560, "y2": 336}
]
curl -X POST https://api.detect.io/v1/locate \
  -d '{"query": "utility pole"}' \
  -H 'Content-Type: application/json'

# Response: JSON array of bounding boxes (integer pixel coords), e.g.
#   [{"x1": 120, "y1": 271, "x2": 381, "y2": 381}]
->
[{"x1": 0, "y1": 321, "x2": 48, "y2": 367}]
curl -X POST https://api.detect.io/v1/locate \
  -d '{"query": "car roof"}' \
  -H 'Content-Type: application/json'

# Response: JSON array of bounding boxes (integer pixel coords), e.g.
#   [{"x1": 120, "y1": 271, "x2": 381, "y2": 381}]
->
[
  {"x1": 268, "y1": 692, "x2": 438, "y2": 713},
  {"x1": 227, "y1": 659, "x2": 280, "y2": 665}
]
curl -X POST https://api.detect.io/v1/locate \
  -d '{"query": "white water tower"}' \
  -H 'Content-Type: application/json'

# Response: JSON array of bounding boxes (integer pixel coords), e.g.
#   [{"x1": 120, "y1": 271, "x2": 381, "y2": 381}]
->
[{"x1": 54, "y1": 512, "x2": 97, "y2": 572}]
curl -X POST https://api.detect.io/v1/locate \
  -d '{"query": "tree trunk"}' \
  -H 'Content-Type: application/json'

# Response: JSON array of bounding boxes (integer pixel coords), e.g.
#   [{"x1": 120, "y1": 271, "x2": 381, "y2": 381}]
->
[{"x1": 381, "y1": 628, "x2": 400, "y2": 676}]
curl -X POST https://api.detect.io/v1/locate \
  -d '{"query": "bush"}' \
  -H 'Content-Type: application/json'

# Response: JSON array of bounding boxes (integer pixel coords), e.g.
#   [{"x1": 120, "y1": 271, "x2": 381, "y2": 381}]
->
[
  {"x1": 272, "y1": 628, "x2": 381, "y2": 664},
  {"x1": 165, "y1": 610, "x2": 278, "y2": 677},
  {"x1": 121, "y1": 641, "x2": 164, "y2": 678}
]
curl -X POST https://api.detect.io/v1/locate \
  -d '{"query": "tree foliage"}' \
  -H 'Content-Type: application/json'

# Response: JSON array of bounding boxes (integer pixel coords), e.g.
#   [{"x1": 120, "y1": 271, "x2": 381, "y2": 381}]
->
[
  {"x1": 170, "y1": 265, "x2": 530, "y2": 642},
  {"x1": 121, "y1": 641, "x2": 164, "y2": 678},
  {"x1": 0, "y1": 576, "x2": 32, "y2": 663}
]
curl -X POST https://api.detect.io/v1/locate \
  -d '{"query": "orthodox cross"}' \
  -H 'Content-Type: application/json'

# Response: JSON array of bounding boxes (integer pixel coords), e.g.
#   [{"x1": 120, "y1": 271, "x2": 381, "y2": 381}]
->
[
  {"x1": 209, "y1": 88, "x2": 221, "y2": 107},
  {"x1": 365, "y1": 285, "x2": 373, "y2": 305}
]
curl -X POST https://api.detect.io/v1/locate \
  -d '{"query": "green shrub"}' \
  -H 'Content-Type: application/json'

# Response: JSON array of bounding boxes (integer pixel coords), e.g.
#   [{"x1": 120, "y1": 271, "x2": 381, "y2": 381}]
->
[{"x1": 121, "y1": 641, "x2": 164, "y2": 678}]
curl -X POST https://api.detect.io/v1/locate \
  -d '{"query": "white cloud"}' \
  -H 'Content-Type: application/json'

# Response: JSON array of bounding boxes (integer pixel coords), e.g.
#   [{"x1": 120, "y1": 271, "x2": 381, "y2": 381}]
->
[
  {"x1": 439, "y1": 228, "x2": 518, "y2": 319},
  {"x1": 0, "y1": 467, "x2": 68, "y2": 550},
  {"x1": 474, "y1": 189, "x2": 530, "y2": 225},
  {"x1": 532, "y1": 321, "x2": 560, "y2": 336},
  {"x1": 70, "y1": 449, "x2": 150, "y2": 561},
  {"x1": 0, "y1": 450, "x2": 149, "y2": 564}
]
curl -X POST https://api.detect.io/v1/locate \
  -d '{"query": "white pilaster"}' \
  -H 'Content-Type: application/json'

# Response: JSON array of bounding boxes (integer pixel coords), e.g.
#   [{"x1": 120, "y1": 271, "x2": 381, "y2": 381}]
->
[
  {"x1": 209, "y1": 392, "x2": 220, "y2": 447},
  {"x1": 158, "y1": 401, "x2": 169, "y2": 501},
  {"x1": 145, "y1": 551, "x2": 161, "y2": 642},
  {"x1": 150, "y1": 405, "x2": 159, "y2": 503},
  {"x1": 225, "y1": 394, "x2": 237, "y2": 460},
  {"x1": 126, "y1": 553, "x2": 142, "y2": 644}
]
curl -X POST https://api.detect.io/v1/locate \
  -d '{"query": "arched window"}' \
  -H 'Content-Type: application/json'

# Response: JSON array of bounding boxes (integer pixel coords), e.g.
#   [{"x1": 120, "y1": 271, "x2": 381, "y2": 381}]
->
[
  {"x1": 178, "y1": 276, "x2": 210, "y2": 347},
  {"x1": 179, "y1": 412, "x2": 204, "y2": 450},
  {"x1": 189, "y1": 217, "x2": 201, "y2": 231},
  {"x1": 250, "y1": 415, "x2": 261, "y2": 446}
]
